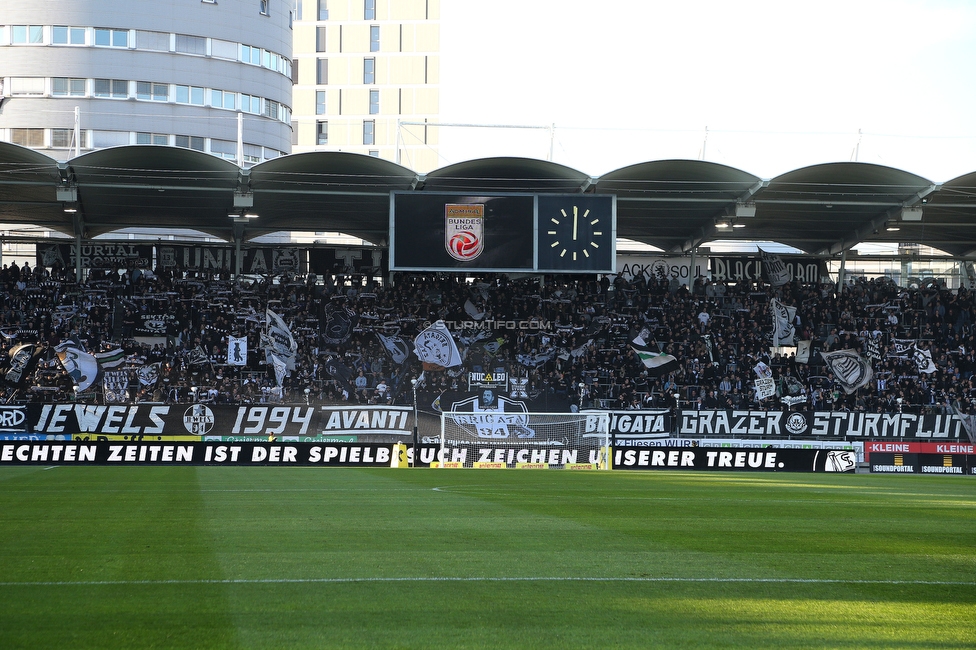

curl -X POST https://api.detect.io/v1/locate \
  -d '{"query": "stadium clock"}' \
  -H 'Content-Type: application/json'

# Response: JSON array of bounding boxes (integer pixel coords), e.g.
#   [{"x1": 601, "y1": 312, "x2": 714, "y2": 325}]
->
[{"x1": 536, "y1": 195, "x2": 615, "y2": 272}]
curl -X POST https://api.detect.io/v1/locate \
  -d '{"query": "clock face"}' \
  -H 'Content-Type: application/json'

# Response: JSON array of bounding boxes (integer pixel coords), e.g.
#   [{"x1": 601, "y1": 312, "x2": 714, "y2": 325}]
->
[{"x1": 536, "y1": 195, "x2": 614, "y2": 272}]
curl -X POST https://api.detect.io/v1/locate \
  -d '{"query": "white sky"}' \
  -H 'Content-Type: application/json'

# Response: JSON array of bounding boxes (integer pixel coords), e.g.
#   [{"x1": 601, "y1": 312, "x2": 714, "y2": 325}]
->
[{"x1": 436, "y1": 0, "x2": 976, "y2": 182}]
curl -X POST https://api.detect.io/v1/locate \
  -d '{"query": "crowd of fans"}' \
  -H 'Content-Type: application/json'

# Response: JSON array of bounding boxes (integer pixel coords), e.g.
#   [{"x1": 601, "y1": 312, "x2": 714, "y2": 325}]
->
[{"x1": 1, "y1": 255, "x2": 974, "y2": 416}]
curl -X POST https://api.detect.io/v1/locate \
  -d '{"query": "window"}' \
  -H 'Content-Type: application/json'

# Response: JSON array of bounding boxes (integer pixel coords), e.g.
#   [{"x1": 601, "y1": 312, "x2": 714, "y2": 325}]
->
[
  {"x1": 211, "y1": 39, "x2": 238, "y2": 60},
  {"x1": 10, "y1": 78, "x2": 45, "y2": 96},
  {"x1": 53, "y1": 26, "x2": 86, "y2": 45},
  {"x1": 241, "y1": 44, "x2": 261, "y2": 65},
  {"x1": 316, "y1": 26, "x2": 327, "y2": 52},
  {"x1": 175, "y1": 34, "x2": 206, "y2": 55},
  {"x1": 136, "y1": 81, "x2": 169, "y2": 101},
  {"x1": 92, "y1": 131, "x2": 129, "y2": 148},
  {"x1": 53, "y1": 78, "x2": 87, "y2": 97},
  {"x1": 174, "y1": 135, "x2": 206, "y2": 151},
  {"x1": 241, "y1": 94, "x2": 261, "y2": 114},
  {"x1": 244, "y1": 144, "x2": 262, "y2": 164},
  {"x1": 316, "y1": 59, "x2": 328, "y2": 84},
  {"x1": 363, "y1": 58, "x2": 375, "y2": 84},
  {"x1": 210, "y1": 139, "x2": 237, "y2": 160},
  {"x1": 52, "y1": 129, "x2": 88, "y2": 149},
  {"x1": 316, "y1": 121, "x2": 328, "y2": 145},
  {"x1": 318, "y1": 0, "x2": 329, "y2": 20},
  {"x1": 369, "y1": 25, "x2": 379, "y2": 52},
  {"x1": 136, "y1": 30, "x2": 170, "y2": 52},
  {"x1": 94, "y1": 28, "x2": 128, "y2": 48},
  {"x1": 369, "y1": 89, "x2": 379, "y2": 115},
  {"x1": 365, "y1": 0, "x2": 376, "y2": 20},
  {"x1": 11, "y1": 26, "x2": 43, "y2": 44},
  {"x1": 368, "y1": 150, "x2": 379, "y2": 157},
  {"x1": 94, "y1": 79, "x2": 128, "y2": 99},
  {"x1": 363, "y1": 120, "x2": 375, "y2": 145},
  {"x1": 211, "y1": 89, "x2": 236, "y2": 110},
  {"x1": 11, "y1": 129, "x2": 44, "y2": 147},
  {"x1": 263, "y1": 100, "x2": 280, "y2": 120},
  {"x1": 297, "y1": 0, "x2": 303, "y2": 20},
  {"x1": 315, "y1": 91, "x2": 326, "y2": 115},
  {"x1": 175, "y1": 85, "x2": 205, "y2": 105},
  {"x1": 136, "y1": 132, "x2": 169, "y2": 145},
  {"x1": 260, "y1": 0, "x2": 270, "y2": 16}
]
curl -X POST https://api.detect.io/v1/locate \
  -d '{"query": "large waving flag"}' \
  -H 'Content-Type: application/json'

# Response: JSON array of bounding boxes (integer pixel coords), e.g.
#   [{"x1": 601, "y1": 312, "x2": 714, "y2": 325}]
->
[
  {"x1": 4, "y1": 343, "x2": 42, "y2": 388},
  {"x1": 821, "y1": 350, "x2": 873, "y2": 394},
  {"x1": 414, "y1": 320, "x2": 463, "y2": 371},
  {"x1": 631, "y1": 329, "x2": 679, "y2": 377},
  {"x1": 56, "y1": 343, "x2": 100, "y2": 391},
  {"x1": 770, "y1": 299, "x2": 796, "y2": 346},
  {"x1": 264, "y1": 308, "x2": 298, "y2": 370}
]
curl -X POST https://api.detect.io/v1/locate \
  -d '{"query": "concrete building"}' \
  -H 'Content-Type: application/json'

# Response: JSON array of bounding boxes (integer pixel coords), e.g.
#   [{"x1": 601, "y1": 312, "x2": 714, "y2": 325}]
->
[
  {"x1": 0, "y1": 0, "x2": 294, "y2": 165},
  {"x1": 291, "y1": 0, "x2": 439, "y2": 172}
]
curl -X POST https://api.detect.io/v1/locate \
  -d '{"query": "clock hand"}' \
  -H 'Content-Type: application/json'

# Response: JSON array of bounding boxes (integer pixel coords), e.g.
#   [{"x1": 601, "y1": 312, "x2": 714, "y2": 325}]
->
[{"x1": 573, "y1": 206, "x2": 578, "y2": 241}]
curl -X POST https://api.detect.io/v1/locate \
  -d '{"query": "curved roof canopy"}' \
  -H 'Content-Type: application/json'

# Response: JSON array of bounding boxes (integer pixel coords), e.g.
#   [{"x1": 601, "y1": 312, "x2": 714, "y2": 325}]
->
[{"x1": 0, "y1": 142, "x2": 972, "y2": 256}]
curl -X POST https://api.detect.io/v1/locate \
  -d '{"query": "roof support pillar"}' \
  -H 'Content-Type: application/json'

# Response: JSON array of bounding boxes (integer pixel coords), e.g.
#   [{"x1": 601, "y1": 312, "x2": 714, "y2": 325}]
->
[{"x1": 836, "y1": 250, "x2": 847, "y2": 294}]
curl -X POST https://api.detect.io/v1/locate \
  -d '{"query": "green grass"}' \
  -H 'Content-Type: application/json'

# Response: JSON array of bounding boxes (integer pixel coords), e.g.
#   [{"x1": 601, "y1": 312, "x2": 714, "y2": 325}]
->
[{"x1": 0, "y1": 466, "x2": 973, "y2": 648}]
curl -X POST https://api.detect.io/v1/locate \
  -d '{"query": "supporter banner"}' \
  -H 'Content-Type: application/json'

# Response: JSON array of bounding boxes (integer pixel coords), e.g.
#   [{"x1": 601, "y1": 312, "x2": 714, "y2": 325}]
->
[
  {"x1": 0, "y1": 442, "x2": 395, "y2": 466},
  {"x1": 392, "y1": 193, "x2": 535, "y2": 271},
  {"x1": 615, "y1": 255, "x2": 708, "y2": 283},
  {"x1": 611, "y1": 446, "x2": 857, "y2": 472},
  {"x1": 613, "y1": 437, "x2": 864, "y2": 462},
  {"x1": 308, "y1": 247, "x2": 388, "y2": 276},
  {"x1": 597, "y1": 409, "x2": 672, "y2": 439},
  {"x1": 864, "y1": 441, "x2": 975, "y2": 456},
  {"x1": 317, "y1": 406, "x2": 413, "y2": 438},
  {"x1": 679, "y1": 410, "x2": 966, "y2": 440},
  {"x1": 157, "y1": 245, "x2": 234, "y2": 271},
  {"x1": 36, "y1": 243, "x2": 153, "y2": 270},
  {"x1": 134, "y1": 311, "x2": 180, "y2": 337},
  {"x1": 0, "y1": 406, "x2": 27, "y2": 431},
  {"x1": 240, "y1": 248, "x2": 305, "y2": 274},
  {"x1": 26, "y1": 404, "x2": 317, "y2": 437},
  {"x1": 709, "y1": 256, "x2": 827, "y2": 284},
  {"x1": 410, "y1": 444, "x2": 605, "y2": 469}
]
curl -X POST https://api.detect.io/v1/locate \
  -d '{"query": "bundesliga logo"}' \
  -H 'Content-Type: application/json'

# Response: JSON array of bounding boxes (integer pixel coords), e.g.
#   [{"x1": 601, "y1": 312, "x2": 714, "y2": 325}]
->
[{"x1": 445, "y1": 204, "x2": 484, "y2": 261}]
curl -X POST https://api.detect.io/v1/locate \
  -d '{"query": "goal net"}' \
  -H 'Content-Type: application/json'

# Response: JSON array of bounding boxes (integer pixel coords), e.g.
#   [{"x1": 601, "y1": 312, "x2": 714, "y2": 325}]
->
[{"x1": 438, "y1": 411, "x2": 610, "y2": 469}]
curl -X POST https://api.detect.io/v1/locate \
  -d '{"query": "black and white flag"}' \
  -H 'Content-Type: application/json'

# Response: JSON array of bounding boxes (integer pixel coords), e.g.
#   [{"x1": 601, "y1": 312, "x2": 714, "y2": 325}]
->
[
  {"x1": 264, "y1": 309, "x2": 298, "y2": 370},
  {"x1": 227, "y1": 336, "x2": 248, "y2": 366},
  {"x1": 376, "y1": 331, "x2": 411, "y2": 365},
  {"x1": 911, "y1": 346, "x2": 937, "y2": 374},
  {"x1": 759, "y1": 248, "x2": 791, "y2": 287},
  {"x1": 770, "y1": 299, "x2": 796, "y2": 346},
  {"x1": 413, "y1": 320, "x2": 463, "y2": 371},
  {"x1": 821, "y1": 350, "x2": 873, "y2": 394}
]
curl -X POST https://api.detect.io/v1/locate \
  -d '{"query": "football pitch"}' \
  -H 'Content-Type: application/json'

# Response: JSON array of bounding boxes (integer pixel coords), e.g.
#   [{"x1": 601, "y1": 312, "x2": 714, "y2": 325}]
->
[{"x1": 0, "y1": 466, "x2": 973, "y2": 649}]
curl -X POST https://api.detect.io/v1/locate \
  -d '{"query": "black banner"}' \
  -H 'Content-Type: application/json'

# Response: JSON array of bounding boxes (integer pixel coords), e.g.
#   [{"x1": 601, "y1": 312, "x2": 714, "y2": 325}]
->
[
  {"x1": 679, "y1": 410, "x2": 966, "y2": 440},
  {"x1": 709, "y1": 256, "x2": 827, "y2": 284},
  {"x1": 392, "y1": 193, "x2": 535, "y2": 271},
  {"x1": 157, "y1": 245, "x2": 234, "y2": 271},
  {"x1": 36, "y1": 243, "x2": 153, "y2": 270},
  {"x1": 0, "y1": 406, "x2": 27, "y2": 432},
  {"x1": 25, "y1": 404, "x2": 420, "y2": 441},
  {"x1": 612, "y1": 446, "x2": 857, "y2": 472},
  {"x1": 0, "y1": 441, "x2": 396, "y2": 466},
  {"x1": 308, "y1": 247, "x2": 387, "y2": 276},
  {"x1": 601, "y1": 409, "x2": 672, "y2": 439}
]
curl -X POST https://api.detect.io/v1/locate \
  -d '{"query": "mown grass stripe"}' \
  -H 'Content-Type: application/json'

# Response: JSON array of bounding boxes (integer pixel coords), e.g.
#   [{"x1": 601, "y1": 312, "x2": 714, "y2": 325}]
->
[{"x1": 2, "y1": 576, "x2": 972, "y2": 587}]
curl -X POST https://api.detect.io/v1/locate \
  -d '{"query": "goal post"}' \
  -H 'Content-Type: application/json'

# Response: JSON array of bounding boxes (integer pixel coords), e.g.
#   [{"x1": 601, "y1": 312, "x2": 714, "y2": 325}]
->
[{"x1": 438, "y1": 411, "x2": 611, "y2": 469}]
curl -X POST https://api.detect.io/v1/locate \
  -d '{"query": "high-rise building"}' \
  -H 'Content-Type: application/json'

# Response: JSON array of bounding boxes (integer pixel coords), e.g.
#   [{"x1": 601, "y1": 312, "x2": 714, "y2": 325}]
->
[
  {"x1": 0, "y1": 0, "x2": 294, "y2": 165},
  {"x1": 291, "y1": 0, "x2": 439, "y2": 172}
]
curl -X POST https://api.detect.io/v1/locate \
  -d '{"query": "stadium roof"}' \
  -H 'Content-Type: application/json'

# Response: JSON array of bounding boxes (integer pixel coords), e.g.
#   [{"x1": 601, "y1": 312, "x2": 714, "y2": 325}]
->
[{"x1": 1, "y1": 142, "x2": 974, "y2": 257}]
